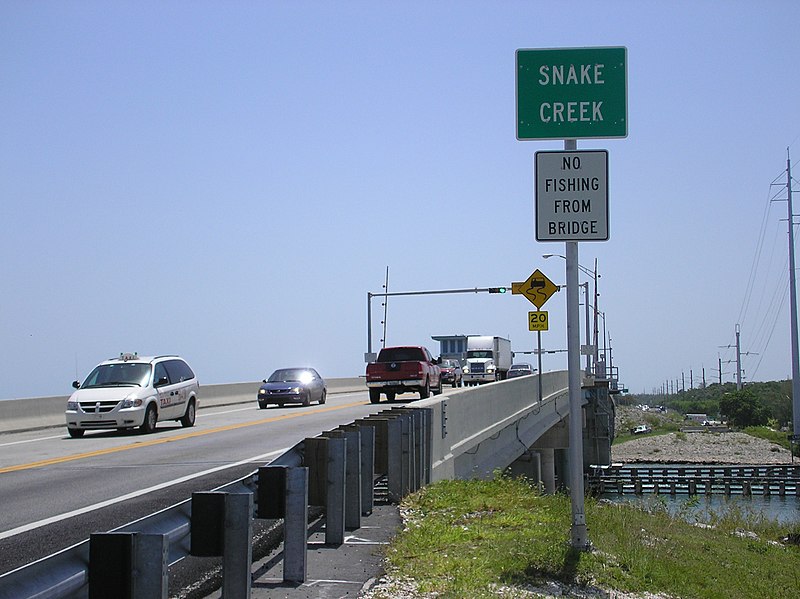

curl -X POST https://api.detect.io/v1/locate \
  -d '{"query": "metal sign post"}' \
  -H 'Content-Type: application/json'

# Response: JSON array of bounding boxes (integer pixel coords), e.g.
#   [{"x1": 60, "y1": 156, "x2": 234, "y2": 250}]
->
[
  {"x1": 517, "y1": 45, "x2": 626, "y2": 551},
  {"x1": 564, "y1": 141, "x2": 588, "y2": 550}
]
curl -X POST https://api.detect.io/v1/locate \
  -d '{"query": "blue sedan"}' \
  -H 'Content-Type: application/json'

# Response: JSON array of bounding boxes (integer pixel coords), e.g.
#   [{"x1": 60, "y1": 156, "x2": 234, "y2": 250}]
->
[{"x1": 258, "y1": 367, "x2": 327, "y2": 408}]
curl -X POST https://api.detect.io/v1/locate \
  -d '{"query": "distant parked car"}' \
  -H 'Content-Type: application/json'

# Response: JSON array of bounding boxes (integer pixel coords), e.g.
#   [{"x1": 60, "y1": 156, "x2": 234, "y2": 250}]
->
[
  {"x1": 631, "y1": 424, "x2": 652, "y2": 435},
  {"x1": 507, "y1": 363, "x2": 534, "y2": 379},
  {"x1": 258, "y1": 368, "x2": 326, "y2": 408},
  {"x1": 439, "y1": 359, "x2": 463, "y2": 387}
]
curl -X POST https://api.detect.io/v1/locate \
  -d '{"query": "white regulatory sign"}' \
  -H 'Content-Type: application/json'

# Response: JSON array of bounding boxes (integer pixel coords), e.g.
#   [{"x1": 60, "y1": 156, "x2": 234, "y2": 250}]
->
[{"x1": 535, "y1": 150, "x2": 608, "y2": 242}]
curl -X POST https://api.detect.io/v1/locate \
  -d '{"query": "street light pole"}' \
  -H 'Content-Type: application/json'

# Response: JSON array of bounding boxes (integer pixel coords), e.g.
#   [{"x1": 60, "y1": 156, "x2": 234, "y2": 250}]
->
[
  {"x1": 582, "y1": 282, "x2": 590, "y2": 375},
  {"x1": 543, "y1": 253, "x2": 596, "y2": 376},
  {"x1": 593, "y1": 258, "x2": 600, "y2": 371}
]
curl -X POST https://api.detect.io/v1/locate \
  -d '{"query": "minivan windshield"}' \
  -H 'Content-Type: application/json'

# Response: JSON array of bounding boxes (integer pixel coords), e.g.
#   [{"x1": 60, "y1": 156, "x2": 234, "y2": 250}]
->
[{"x1": 81, "y1": 363, "x2": 151, "y2": 388}]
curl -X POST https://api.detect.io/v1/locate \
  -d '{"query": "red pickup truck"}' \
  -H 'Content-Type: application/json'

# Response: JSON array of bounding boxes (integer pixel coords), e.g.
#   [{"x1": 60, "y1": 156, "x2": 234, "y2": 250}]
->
[{"x1": 365, "y1": 345, "x2": 443, "y2": 403}]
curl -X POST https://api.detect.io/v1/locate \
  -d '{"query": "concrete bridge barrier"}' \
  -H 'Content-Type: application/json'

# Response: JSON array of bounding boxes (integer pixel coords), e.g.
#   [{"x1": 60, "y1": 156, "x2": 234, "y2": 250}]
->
[{"x1": 0, "y1": 377, "x2": 366, "y2": 434}]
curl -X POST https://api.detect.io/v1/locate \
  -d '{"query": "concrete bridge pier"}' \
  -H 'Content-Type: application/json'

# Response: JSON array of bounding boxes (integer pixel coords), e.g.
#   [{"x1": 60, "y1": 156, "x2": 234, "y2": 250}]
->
[{"x1": 540, "y1": 448, "x2": 556, "y2": 494}]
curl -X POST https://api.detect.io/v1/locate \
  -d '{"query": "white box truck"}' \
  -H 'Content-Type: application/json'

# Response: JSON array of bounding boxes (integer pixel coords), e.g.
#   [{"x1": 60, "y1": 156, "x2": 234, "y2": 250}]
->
[{"x1": 462, "y1": 335, "x2": 512, "y2": 385}]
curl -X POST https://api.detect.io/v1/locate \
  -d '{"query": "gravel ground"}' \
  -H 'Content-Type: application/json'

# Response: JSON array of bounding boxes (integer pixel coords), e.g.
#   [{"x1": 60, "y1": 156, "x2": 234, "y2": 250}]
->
[{"x1": 611, "y1": 430, "x2": 793, "y2": 464}]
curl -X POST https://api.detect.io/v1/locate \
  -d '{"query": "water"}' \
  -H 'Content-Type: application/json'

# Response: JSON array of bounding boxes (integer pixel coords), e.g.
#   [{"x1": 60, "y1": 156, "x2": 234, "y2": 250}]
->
[
  {"x1": 598, "y1": 462, "x2": 800, "y2": 525},
  {"x1": 602, "y1": 492, "x2": 800, "y2": 525}
]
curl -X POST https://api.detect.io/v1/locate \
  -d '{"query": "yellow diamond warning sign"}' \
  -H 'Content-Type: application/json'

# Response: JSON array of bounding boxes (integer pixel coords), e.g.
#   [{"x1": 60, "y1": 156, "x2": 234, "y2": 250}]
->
[{"x1": 511, "y1": 269, "x2": 559, "y2": 309}]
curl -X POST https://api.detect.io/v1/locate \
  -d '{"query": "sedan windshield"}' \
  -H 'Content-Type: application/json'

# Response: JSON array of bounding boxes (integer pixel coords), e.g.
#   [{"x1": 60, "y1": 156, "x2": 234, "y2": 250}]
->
[
  {"x1": 81, "y1": 363, "x2": 151, "y2": 388},
  {"x1": 268, "y1": 369, "x2": 314, "y2": 384}
]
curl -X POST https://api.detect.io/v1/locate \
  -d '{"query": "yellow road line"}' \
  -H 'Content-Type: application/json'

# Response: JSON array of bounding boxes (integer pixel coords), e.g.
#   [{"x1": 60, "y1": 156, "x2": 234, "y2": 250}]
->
[{"x1": 0, "y1": 400, "x2": 368, "y2": 475}]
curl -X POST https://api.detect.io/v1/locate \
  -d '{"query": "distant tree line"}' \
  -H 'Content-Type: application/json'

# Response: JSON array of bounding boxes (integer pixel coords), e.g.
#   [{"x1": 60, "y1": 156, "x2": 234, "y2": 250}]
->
[{"x1": 622, "y1": 380, "x2": 793, "y2": 429}]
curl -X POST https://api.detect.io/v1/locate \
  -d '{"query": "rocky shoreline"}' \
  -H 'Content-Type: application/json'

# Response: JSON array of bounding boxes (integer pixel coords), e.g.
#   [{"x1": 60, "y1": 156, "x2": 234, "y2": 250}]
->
[{"x1": 611, "y1": 430, "x2": 793, "y2": 465}]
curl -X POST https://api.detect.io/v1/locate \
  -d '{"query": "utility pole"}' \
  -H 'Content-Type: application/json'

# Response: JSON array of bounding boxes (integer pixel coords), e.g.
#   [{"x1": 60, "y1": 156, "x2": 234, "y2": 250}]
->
[
  {"x1": 735, "y1": 324, "x2": 742, "y2": 390},
  {"x1": 718, "y1": 356, "x2": 722, "y2": 385},
  {"x1": 786, "y1": 150, "x2": 800, "y2": 436}
]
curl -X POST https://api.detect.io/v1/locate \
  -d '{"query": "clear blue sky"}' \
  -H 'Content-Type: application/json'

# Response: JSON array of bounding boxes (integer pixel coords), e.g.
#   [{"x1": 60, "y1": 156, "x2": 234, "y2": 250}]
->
[{"x1": 2, "y1": 1, "x2": 799, "y2": 398}]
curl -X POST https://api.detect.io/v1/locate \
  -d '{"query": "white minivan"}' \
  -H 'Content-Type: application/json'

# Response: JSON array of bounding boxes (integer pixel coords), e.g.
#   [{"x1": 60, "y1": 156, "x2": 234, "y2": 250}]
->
[{"x1": 65, "y1": 353, "x2": 199, "y2": 438}]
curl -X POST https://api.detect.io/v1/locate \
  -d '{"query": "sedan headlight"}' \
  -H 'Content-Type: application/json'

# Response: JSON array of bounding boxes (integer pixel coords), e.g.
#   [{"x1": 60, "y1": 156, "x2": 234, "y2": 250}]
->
[
  {"x1": 291, "y1": 387, "x2": 302, "y2": 395},
  {"x1": 259, "y1": 389, "x2": 266, "y2": 395}
]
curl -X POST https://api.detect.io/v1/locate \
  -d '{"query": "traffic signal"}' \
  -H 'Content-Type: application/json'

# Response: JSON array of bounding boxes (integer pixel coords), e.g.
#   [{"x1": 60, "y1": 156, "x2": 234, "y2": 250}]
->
[{"x1": 488, "y1": 287, "x2": 507, "y2": 294}]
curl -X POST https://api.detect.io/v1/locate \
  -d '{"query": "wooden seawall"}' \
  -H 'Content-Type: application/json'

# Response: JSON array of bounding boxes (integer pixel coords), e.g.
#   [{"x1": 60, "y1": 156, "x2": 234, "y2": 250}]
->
[{"x1": 588, "y1": 464, "x2": 800, "y2": 497}]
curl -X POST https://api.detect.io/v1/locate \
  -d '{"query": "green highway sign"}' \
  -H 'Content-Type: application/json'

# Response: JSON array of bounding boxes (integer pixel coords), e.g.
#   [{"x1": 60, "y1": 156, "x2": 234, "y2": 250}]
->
[{"x1": 516, "y1": 47, "x2": 627, "y2": 140}]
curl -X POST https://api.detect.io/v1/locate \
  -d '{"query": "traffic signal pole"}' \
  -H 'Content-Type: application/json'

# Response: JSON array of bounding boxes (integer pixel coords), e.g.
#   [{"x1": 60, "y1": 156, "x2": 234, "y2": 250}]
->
[{"x1": 365, "y1": 286, "x2": 507, "y2": 358}]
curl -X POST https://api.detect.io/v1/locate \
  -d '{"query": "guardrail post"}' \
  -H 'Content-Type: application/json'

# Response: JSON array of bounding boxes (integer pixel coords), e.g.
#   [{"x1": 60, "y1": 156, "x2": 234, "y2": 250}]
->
[
  {"x1": 332, "y1": 428, "x2": 362, "y2": 530},
  {"x1": 257, "y1": 465, "x2": 310, "y2": 583},
  {"x1": 190, "y1": 492, "x2": 253, "y2": 598},
  {"x1": 89, "y1": 532, "x2": 168, "y2": 599},
  {"x1": 359, "y1": 424, "x2": 375, "y2": 515},
  {"x1": 356, "y1": 417, "x2": 389, "y2": 480},
  {"x1": 387, "y1": 415, "x2": 403, "y2": 502},
  {"x1": 306, "y1": 436, "x2": 347, "y2": 545},
  {"x1": 395, "y1": 408, "x2": 430, "y2": 490}
]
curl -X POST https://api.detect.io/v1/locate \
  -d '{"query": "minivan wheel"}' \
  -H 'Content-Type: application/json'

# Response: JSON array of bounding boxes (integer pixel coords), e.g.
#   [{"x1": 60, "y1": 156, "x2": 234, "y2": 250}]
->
[
  {"x1": 140, "y1": 404, "x2": 158, "y2": 434},
  {"x1": 180, "y1": 400, "x2": 196, "y2": 428},
  {"x1": 68, "y1": 428, "x2": 84, "y2": 438}
]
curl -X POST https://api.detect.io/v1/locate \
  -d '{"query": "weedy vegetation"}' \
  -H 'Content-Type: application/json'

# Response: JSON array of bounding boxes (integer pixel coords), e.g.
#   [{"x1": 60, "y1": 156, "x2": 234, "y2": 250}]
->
[{"x1": 376, "y1": 475, "x2": 800, "y2": 598}]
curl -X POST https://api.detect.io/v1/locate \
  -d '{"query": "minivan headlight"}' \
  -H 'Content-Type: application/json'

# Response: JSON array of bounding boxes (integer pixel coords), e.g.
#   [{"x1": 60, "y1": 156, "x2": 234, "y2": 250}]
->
[
  {"x1": 121, "y1": 396, "x2": 144, "y2": 409},
  {"x1": 67, "y1": 401, "x2": 78, "y2": 411}
]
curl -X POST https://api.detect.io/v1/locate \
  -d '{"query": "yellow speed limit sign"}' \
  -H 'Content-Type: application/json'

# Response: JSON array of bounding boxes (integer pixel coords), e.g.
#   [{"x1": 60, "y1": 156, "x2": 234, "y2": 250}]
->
[{"x1": 528, "y1": 310, "x2": 549, "y2": 331}]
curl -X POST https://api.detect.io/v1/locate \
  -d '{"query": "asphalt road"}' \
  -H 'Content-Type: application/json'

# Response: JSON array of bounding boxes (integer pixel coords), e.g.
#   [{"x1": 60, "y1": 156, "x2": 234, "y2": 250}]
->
[{"x1": 0, "y1": 388, "x2": 426, "y2": 577}]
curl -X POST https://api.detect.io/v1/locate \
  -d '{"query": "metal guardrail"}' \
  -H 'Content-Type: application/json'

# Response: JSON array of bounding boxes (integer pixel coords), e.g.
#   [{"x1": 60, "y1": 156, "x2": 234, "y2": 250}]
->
[{"x1": 0, "y1": 406, "x2": 432, "y2": 599}]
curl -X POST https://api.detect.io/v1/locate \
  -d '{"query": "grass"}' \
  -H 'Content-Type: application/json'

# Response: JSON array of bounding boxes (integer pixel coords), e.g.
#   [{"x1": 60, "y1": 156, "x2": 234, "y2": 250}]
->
[
  {"x1": 743, "y1": 425, "x2": 800, "y2": 456},
  {"x1": 376, "y1": 476, "x2": 800, "y2": 598}
]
